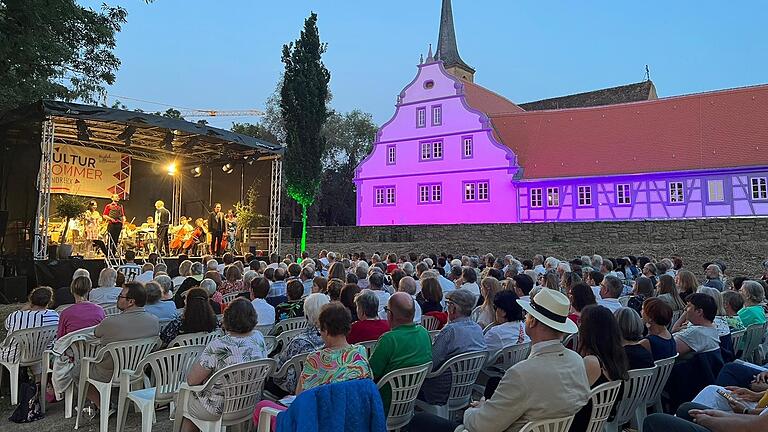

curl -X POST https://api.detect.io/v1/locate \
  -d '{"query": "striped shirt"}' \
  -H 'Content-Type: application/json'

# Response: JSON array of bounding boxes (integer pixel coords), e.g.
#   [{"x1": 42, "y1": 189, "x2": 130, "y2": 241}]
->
[{"x1": 1, "y1": 309, "x2": 59, "y2": 362}]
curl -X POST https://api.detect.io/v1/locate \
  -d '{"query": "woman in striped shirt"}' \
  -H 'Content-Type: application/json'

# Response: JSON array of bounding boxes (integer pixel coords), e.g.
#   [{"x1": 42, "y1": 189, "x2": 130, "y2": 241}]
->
[{"x1": 1, "y1": 287, "x2": 59, "y2": 374}]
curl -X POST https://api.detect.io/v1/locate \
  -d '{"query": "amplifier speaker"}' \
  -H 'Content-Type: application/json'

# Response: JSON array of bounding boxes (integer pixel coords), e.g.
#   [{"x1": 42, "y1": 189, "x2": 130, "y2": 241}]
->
[{"x1": 0, "y1": 276, "x2": 27, "y2": 304}]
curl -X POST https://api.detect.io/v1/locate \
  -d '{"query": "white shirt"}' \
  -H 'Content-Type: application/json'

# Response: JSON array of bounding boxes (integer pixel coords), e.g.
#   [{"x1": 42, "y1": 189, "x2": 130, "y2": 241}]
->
[
  {"x1": 251, "y1": 298, "x2": 276, "y2": 326},
  {"x1": 591, "y1": 286, "x2": 602, "y2": 300},
  {"x1": 373, "y1": 290, "x2": 391, "y2": 319},
  {"x1": 460, "y1": 282, "x2": 481, "y2": 303},
  {"x1": 484, "y1": 321, "x2": 530, "y2": 355},
  {"x1": 89, "y1": 286, "x2": 122, "y2": 305},
  {"x1": 412, "y1": 296, "x2": 422, "y2": 324},
  {"x1": 172, "y1": 275, "x2": 186, "y2": 288},
  {"x1": 118, "y1": 263, "x2": 142, "y2": 282},
  {"x1": 597, "y1": 297, "x2": 623, "y2": 312},
  {"x1": 438, "y1": 275, "x2": 455, "y2": 298},
  {"x1": 216, "y1": 263, "x2": 225, "y2": 274},
  {"x1": 134, "y1": 271, "x2": 154, "y2": 284}
]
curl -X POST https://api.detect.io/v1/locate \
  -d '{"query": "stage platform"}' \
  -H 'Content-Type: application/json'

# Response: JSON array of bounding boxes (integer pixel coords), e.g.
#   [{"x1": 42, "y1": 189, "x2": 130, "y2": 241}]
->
[{"x1": 32, "y1": 255, "x2": 250, "y2": 290}]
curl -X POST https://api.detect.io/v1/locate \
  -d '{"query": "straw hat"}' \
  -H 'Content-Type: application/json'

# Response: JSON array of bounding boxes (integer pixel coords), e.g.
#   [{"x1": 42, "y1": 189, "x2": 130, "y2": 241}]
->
[{"x1": 517, "y1": 288, "x2": 578, "y2": 334}]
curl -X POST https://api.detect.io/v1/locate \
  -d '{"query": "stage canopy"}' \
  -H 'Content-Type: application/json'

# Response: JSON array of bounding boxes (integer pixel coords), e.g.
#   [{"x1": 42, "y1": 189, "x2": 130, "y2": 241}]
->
[{"x1": 0, "y1": 100, "x2": 284, "y2": 262}]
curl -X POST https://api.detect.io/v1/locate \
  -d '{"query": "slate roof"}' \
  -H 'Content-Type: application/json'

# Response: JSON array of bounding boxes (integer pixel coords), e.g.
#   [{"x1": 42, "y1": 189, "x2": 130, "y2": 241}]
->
[
  {"x1": 519, "y1": 81, "x2": 657, "y2": 111},
  {"x1": 488, "y1": 85, "x2": 768, "y2": 179},
  {"x1": 435, "y1": 0, "x2": 474, "y2": 73}
]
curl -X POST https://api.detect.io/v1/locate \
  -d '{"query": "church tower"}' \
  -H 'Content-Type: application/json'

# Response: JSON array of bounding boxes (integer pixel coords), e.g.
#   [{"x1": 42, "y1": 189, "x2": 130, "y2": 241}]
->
[{"x1": 435, "y1": 0, "x2": 475, "y2": 82}]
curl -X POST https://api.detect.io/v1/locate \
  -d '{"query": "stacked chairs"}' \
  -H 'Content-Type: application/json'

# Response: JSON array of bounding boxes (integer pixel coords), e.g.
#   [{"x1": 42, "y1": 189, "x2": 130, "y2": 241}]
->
[
  {"x1": 0, "y1": 324, "x2": 58, "y2": 405},
  {"x1": 173, "y1": 359, "x2": 276, "y2": 432}
]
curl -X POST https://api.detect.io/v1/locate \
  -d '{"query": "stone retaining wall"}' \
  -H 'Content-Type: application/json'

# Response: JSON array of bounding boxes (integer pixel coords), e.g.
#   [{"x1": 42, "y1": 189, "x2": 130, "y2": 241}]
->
[{"x1": 280, "y1": 219, "x2": 768, "y2": 277}]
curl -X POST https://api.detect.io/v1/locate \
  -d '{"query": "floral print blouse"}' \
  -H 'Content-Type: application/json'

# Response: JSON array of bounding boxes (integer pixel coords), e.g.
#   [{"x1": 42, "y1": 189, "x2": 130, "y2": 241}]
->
[{"x1": 300, "y1": 344, "x2": 371, "y2": 390}]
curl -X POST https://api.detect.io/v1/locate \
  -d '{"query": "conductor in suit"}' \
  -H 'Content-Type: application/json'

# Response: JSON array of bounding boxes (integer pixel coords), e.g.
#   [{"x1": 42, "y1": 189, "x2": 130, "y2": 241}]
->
[
  {"x1": 208, "y1": 202, "x2": 225, "y2": 256},
  {"x1": 154, "y1": 200, "x2": 171, "y2": 255}
]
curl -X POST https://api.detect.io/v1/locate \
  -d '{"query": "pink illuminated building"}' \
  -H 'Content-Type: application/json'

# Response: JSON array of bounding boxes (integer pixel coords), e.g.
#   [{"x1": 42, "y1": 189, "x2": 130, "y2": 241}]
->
[{"x1": 355, "y1": 0, "x2": 768, "y2": 225}]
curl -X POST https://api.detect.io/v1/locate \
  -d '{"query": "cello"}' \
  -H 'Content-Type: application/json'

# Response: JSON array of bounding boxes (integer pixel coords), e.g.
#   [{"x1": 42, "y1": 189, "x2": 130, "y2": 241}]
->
[
  {"x1": 183, "y1": 218, "x2": 207, "y2": 252},
  {"x1": 169, "y1": 217, "x2": 191, "y2": 252}
]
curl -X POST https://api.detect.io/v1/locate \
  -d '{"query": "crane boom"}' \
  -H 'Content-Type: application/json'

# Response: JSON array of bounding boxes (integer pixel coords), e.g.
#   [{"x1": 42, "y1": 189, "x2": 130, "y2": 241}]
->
[{"x1": 179, "y1": 109, "x2": 265, "y2": 117}]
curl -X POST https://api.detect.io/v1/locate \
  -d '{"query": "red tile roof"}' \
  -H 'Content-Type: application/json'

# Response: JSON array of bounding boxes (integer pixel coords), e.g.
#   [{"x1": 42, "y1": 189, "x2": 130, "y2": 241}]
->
[
  {"x1": 463, "y1": 81, "x2": 524, "y2": 115},
  {"x1": 488, "y1": 85, "x2": 768, "y2": 179}
]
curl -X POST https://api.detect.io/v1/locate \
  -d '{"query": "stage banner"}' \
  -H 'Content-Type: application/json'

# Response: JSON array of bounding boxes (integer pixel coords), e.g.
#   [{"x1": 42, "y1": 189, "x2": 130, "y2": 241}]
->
[{"x1": 51, "y1": 143, "x2": 132, "y2": 199}]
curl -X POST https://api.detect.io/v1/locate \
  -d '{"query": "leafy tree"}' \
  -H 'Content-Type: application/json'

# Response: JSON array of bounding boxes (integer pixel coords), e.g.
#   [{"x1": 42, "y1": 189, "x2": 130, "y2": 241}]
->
[
  {"x1": 231, "y1": 122, "x2": 280, "y2": 145},
  {"x1": 322, "y1": 110, "x2": 377, "y2": 170},
  {"x1": 280, "y1": 12, "x2": 330, "y2": 253},
  {"x1": 0, "y1": 0, "x2": 128, "y2": 110}
]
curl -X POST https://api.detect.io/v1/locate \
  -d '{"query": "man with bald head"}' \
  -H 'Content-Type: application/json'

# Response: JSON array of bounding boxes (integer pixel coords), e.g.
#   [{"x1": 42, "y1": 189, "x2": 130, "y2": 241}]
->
[{"x1": 369, "y1": 292, "x2": 432, "y2": 412}]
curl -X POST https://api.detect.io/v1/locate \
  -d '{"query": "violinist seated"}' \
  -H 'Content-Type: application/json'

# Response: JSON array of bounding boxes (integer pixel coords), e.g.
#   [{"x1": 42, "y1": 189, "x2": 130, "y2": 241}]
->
[
  {"x1": 182, "y1": 218, "x2": 207, "y2": 255},
  {"x1": 170, "y1": 216, "x2": 193, "y2": 255}
]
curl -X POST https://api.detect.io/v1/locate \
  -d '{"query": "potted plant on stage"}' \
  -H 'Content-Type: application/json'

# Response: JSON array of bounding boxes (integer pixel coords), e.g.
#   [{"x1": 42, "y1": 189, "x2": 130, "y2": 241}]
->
[
  {"x1": 53, "y1": 194, "x2": 88, "y2": 259},
  {"x1": 234, "y1": 186, "x2": 267, "y2": 254}
]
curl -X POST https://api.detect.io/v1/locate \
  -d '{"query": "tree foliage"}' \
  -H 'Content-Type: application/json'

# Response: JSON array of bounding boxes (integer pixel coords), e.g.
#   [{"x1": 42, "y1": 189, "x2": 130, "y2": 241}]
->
[
  {"x1": 321, "y1": 110, "x2": 377, "y2": 170},
  {"x1": 281, "y1": 12, "x2": 330, "y2": 208},
  {"x1": 231, "y1": 122, "x2": 280, "y2": 145},
  {"x1": 0, "y1": 0, "x2": 128, "y2": 110}
]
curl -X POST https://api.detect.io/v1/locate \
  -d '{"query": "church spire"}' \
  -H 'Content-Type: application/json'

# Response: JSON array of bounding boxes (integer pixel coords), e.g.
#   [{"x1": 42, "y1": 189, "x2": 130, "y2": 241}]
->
[{"x1": 435, "y1": 0, "x2": 475, "y2": 82}]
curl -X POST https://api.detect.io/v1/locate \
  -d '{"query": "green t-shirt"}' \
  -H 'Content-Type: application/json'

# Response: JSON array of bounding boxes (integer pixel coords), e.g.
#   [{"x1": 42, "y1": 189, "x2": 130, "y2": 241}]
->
[
  {"x1": 738, "y1": 305, "x2": 767, "y2": 328},
  {"x1": 369, "y1": 323, "x2": 432, "y2": 412}
]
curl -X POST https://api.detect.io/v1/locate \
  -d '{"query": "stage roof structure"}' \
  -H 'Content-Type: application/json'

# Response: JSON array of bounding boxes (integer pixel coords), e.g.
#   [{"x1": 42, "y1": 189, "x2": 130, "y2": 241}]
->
[{"x1": 0, "y1": 100, "x2": 284, "y2": 165}]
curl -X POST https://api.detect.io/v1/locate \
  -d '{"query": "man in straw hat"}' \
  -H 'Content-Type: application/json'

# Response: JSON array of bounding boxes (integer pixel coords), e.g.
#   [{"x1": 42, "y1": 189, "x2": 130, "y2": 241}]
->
[{"x1": 411, "y1": 288, "x2": 590, "y2": 432}]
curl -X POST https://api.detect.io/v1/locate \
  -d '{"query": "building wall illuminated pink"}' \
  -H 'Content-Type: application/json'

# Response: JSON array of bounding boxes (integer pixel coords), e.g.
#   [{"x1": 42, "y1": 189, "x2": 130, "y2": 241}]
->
[{"x1": 355, "y1": 57, "x2": 768, "y2": 226}]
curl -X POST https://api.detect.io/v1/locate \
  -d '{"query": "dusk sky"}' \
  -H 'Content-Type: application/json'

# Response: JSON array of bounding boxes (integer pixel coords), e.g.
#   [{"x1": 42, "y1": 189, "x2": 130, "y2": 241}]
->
[{"x1": 97, "y1": 0, "x2": 768, "y2": 131}]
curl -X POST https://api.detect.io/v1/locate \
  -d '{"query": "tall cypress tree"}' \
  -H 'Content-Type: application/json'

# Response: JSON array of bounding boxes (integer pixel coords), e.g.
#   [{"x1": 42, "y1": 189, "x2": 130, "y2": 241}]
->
[{"x1": 281, "y1": 12, "x2": 330, "y2": 253}]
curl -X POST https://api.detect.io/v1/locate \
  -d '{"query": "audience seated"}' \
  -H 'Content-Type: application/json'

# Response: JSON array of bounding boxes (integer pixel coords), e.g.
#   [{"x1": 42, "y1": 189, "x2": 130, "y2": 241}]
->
[
  {"x1": 144, "y1": 281, "x2": 178, "y2": 322},
  {"x1": 484, "y1": 290, "x2": 529, "y2": 355},
  {"x1": 411, "y1": 288, "x2": 589, "y2": 432},
  {"x1": 251, "y1": 277, "x2": 276, "y2": 326},
  {"x1": 84, "y1": 282, "x2": 159, "y2": 412},
  {"x1": 369, "y1": 292, "x2": 432, "y2": 412},
  {"x1": 173, "y1": 260, "x2": 193, "y2": 288},
  {"x1": 275, "y1": 280, "x2": 306, "y2": 322},
  {"x1": 721, "y1": 290, "x2": 746, "y2": 331},
  {"x1": 57, "y1": 276, "x2": 105, "y2": 338},
  {"x1": 269, "y1": 268, "x2": 288, "y2": 298},
  {"x1": 339, "y1": 283, "x2": 362, "y2": 321},
  {"x1": 180, "y1": 298, "x2": 267, "y2": 432},
  {"x1": 199, "y1": 279, "x2": 223, "y2": 313},
  {"x1": 417, "y1": 277, "x2": 444, "y2": 314},
  {"x1": 398, "y1": 276, "x2": 422, "y2": 324},
  {"x1": 134, "y1": 262, "x2": 154, "y2": 284},
  {"x1": 89, "y1": 267, "x2": 121, "y2": 305},
  {"x1": 348, "y1": 289, "x2": 390, "y2": 344},
  {"x1": 738, "y1": 280, "x2": 766, "y2": 327},
  {"x1": 672, "y1": 293, "x2": 721, "y2": 357},
  {"x1": 1, "y1": 287, "x2": 59, "y2": 376},
  {"x1": 160, "y1": 287, "x2": 219, "y2": 346},
  {"x1": 419, "y1": 289, "x2": 486, "y2": 405},
  {"x1": 219, "y1": 265, "x2": 244, "y2": 295},
  {"x1": 471, "y1": 276, "x2": 502, "y2": 328},
  {"x1": 567, "y1": 282, "x2": 597, "y2": 326},
  {"x1": 639, "y1": 298, "x2": 677, "y2": 360},
  {"x1": 174, "y1": 261, "x2": 205, "y2": 308},
  {"x1": 657, "y1": 274, "x2": 686, "y2": 311},
  {"x1": 325, "y1": 277, "x2": 344, "y2": 303},
  {"x1": 597, "y1": 275, "x2": 623, "y2": 312},
  {"x1": 53, "y1": 268, "x2": 89, "y2": 308},
  {"x1": 268, "y1": 293, "x2": 329, "y2": 397},
  {"x1": 615, "y1": 307, "x2": 655, "y2": 369},
  {"x1": 457, "y1": 267, "x2": 480, "y2": 302}
]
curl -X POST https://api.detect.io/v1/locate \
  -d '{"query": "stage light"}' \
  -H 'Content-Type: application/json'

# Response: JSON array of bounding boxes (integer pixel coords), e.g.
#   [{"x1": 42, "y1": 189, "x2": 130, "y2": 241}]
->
[
  {"x1": 76, "y1": 119, "x2": 92, "y2": 141},
  {"x1": 191, "y1": 166, "x2": 202, "y2": 177},
  {"x1": 167, "y1": 162, "x2": 177, "y2": 176},
  {"x1": 222, "y1": 163, "x2": 234, "y2": 174},
  {"x1": 116, "y1": 125, "x2": 136, "y2": 146}
]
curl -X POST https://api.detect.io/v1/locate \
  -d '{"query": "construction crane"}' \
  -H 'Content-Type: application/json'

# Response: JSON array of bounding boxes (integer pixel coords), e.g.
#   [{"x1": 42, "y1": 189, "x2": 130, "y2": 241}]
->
[{"x1": 178, "y1": 109, "x2": 265, "y2": 118}]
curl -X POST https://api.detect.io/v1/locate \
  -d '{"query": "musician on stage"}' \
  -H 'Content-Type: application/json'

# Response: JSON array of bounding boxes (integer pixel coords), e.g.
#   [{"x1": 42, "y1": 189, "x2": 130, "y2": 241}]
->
[
  {"x1": 208, "y1": 202, "x2": 225, "y2": 256},
  {"x1": 102, "y1": 194, "x2": 125, "y2": 254},
  {"x1": 154, "y1": 200, "x2": 171, "y2": 255}
]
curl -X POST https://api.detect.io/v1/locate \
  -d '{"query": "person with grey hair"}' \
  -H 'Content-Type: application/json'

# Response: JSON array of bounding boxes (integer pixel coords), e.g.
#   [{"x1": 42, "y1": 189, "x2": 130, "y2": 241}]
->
[
  {"x1": 154, "y1": 263, "x2": 168, "y2": 275},
  {"x1": 556, "y1": 261, "x2": 571, "y2": 279},
  {"x1": 144, "y1": 280, "x2": 178, "y2": 321},
  {"x1": 533, "y1": 254, "x2": 545, "y2": 275},
  {"x1": 243, "y1": 270, "x2": 258, "y2": 291},
  {"x1": 580, "y1": 256, "x2": 593, "y2": 269},
  {"x1": 418, "y1": 288, "x2": 486, "y2": 405},
  {"x1": 348, "y1": 289, "x2": 390, "y2": 344},
  {"x1": 592, "y1": 254, "x2": 604, "y2": 271},
  {"x1": 198, "y1": 278, "x2": 222, "y2": 314},
  {"x1": 134, "y1": 262, "x2": 155, "y2": 284},
  {"x1": 703, "y1": 264, "x2": 725, "y2": 291},
  {"x1": 544, "y1": 256, "x2": 560, "y2": 272},
  {"x1": 398, "y1": 276, "x2": 422, "y2": 324},
  {"x1": 154, "y1": 275, "x2": 174, "y2": 298},
  {"x1": 597, "y1": 275, "x2": 624, "y2": 312},
  {"x1": 355, "y1": 264, "x2": 369, "y2": 289},
  {"x1": 402, "y1": 261, "x2": 414, "y2": 277},
  {"x1": 173, "y1": 260, "x2": 193, "y2": 288},
  {"x1": 90, "y1": 267, "x2": 121, "y2": 305},
  {"x1": 299, "y1": 265, "x2": 315, "y2": 296},
  {"x1": 206, "y1": 259, "x2": 219, "y2": 272},
  {"x1": 269, "y1": 293, "x2": 329, "y2": 396},
  {"x1": 615, "y1": 307, "x2": 654, "y2": 369},
  {"x1": 738, "y1": 280, "x2": 766, "y2": 327},
  {"x1": 173, "y1": 261, "x2": 205, "y2": 308}
]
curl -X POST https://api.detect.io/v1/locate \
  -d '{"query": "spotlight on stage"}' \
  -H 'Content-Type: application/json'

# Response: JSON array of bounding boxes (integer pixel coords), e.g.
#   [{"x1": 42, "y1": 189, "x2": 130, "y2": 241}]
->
[
  {"x1": 191, "y1": 166, "x2": 202, "y2": 177},
  {"x1": 167, "y1": 162, "x2": 177, "y2": 176},
  {"x1": 116, "y1": 125, "x2": 136, "y2": 146},
  {"x1": 222, "y1": 163, "x2": 234, "y2": 174},
  {"x1": 76, "y1": 119, "x2": 92, "y2": 141}
]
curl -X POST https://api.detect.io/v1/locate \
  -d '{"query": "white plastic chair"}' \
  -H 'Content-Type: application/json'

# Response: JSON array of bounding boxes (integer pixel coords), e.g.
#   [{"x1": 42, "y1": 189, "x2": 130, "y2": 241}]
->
[
  {"x1": 485, "y1": 342, "x2": 531, "y2": 376},
  {"x1": 668, "y1": 310, "x2": 683, "y2": 331},
  {"x1": 0, "y1": 324, "x2": 58, "y2": 405},
  {"x1": 41, "y1": 326, "x2": 98, "y2": 417},
  {"x1": 421, "y1": 315, "x2": 441, "y2": 331},
  {"x1": 377, "y1": 362, "x2": 432, "y2": 431},
  {"x1": 273, "y1": 316, "x2": 307, "y2": 334},
  {"x1": 730, "y1": 329, "x2": 745, "y2": 355},
  {"x1": 584, "y1": 380, "x2": 622, "y2": 432},
  {"x1": 415, "y1": 351, "x2": 488, "y2": 420},
  {"x1": 634, "y1": 354, "x2": 678, "y2": 431},
  {"x1": 254, "y1": 324, "x2": 274, "y2": 336},
  {"x1": 116, "y1": 345, "x2": 204, "y2": 432},
  {"x1": 102, "y1": 303, "x2": 120, "y2": 317},
  {"x1": 173, "y1": 358, "x2": 276, "y2": 432},
  {"x1": 256, "y1": 406, "x2": 281, "y2": 432},
  {"x1": 455, "y1": 415, "x2": 575, "y2": 432},
  {"x1": 357, "y1": 340, "x2": 378, "y2": 357},
  {"x1": 429, "y1": 330, "x2": 441, "y2": 344},
  {"x1": 562, "y1": 333, "x2": 579, "y2": 350},
  {"x1": 263, "y1": 352, "x2": 310, "y2": 400},
  {"x1": 604, "y1": 366, "x2": 657, "y2": 432},
  {"x1": 275, "y1": 328, "x2": 304, "y2": 352},
  {"x1": 74, "y1": 336, "x2": 161, "y2": 431},
  {"x1": 168, "y1": 331, "x2": 218, "y2": 348},
  {"x1": 221, "y1": 292, "x2": 239, "y2": 304},
  {"x1": 739, "y1": 323, "x2": 767, "y2": 363}
]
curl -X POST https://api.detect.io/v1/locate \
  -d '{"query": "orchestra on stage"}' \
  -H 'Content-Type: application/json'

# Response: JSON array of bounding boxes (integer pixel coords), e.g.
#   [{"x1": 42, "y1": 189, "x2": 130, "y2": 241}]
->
[{"x1": 46, "y1": 195, "x2": 240, "y2": 258}]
